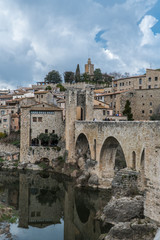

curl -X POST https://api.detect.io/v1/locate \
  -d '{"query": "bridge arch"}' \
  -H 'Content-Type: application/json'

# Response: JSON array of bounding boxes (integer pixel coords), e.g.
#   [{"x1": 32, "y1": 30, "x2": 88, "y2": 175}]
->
[
  {"x1": 99, "y1": 136, "x2": 126, "y2": 178},
  {"x1": 75, "y1": 133, "x2": 91, "y2": 163}
]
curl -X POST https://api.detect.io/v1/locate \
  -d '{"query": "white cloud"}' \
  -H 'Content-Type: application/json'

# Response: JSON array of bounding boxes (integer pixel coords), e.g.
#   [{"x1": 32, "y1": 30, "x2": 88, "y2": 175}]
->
[
  {"x1": 139, "y1": 15, "x2": 159, "y2": 46},
  {"x1": 0, "y1": 0, "x2": 159, "y2": 87}
]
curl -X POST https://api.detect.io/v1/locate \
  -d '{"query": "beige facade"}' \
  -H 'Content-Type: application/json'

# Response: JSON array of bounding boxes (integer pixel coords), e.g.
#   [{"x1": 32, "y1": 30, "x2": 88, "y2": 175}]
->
[{"x1": 112, "y1": 69, "x2": 160, "y2": 92}]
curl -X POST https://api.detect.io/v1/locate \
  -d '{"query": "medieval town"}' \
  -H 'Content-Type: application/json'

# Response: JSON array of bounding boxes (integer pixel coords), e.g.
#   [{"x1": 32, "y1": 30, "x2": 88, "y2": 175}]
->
[{"x1": 0, "y1": 57, "x2": 160, "y2": 239}]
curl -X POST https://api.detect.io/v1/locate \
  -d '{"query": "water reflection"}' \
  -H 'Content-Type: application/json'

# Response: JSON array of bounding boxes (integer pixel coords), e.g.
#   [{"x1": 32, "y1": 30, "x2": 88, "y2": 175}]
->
[{"x1": 0, "y1": 171, "x2": 111, "y2": 240}]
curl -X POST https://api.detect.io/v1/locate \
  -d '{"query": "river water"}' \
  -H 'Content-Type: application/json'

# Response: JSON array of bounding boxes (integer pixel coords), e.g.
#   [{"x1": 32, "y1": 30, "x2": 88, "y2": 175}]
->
[{"x1": 0, "y1": 171, "x2": 112, "y2": 240}]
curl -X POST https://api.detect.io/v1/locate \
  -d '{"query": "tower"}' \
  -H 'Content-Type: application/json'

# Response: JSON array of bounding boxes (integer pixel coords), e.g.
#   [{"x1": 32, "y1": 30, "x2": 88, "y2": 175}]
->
[{"x1": 85, "y1": 58, "x2": 94, "y2": 75}]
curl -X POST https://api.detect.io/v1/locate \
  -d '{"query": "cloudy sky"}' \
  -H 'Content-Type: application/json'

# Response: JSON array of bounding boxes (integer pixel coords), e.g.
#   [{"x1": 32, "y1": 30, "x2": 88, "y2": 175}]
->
[{"x1": 0, "y1": 0, "x2": 159, "y2": 89}]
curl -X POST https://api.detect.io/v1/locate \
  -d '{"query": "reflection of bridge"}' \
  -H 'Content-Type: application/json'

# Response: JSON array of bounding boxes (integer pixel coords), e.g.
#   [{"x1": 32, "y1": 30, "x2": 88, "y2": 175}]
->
[{"x1": 65, "y1": 89, "x2": 160, "y2": 224}]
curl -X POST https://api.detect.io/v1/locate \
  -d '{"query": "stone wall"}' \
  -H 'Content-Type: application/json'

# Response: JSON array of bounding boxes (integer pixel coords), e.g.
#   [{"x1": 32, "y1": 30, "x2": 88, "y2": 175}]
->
[
  {"x1": 0, "y1": 143, "x2": 19, "y2": 160},
  {"x1": 20, "y1": 146, "x2": 65, "y2": 164}
]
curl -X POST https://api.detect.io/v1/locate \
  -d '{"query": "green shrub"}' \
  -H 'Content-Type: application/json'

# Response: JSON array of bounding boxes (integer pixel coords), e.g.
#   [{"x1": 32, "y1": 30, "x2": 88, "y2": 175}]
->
[{"x1": 0, "y1": 132, "x2": 7, "y2": 139}]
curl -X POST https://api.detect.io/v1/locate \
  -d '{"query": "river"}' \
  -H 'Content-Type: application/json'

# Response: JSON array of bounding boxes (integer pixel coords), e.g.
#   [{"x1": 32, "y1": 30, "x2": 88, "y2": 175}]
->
[{"x1": 0, "y1": 170, "x2": 112, "y2": 240}]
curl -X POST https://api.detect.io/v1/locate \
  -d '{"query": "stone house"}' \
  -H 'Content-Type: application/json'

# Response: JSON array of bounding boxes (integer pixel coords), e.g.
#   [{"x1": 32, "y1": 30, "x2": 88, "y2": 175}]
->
[
  {"x1": 20, "y1": 102, "x2": 65, "y2": 163},
  {"x1": 11, "y1": 113, "x2": 20, "y2": 132},
  {"x1": 112, "y1": 69, "x2": 160, "y2": 92},
  {"x1": 120, "y1": 88, "x2": 160, "y2": 120},
  {"x1": 93, "y1": 99, "x2": 113, "y2": 120},
  {"x1": 34, "y1": 91, "x2": 54, "y2": 104}
]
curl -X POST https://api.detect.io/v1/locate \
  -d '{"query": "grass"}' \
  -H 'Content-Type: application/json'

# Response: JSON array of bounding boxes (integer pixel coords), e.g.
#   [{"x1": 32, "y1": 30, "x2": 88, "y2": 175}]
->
[{"x1": 0, "y1": 158, "x2": 4, "y2": 162}]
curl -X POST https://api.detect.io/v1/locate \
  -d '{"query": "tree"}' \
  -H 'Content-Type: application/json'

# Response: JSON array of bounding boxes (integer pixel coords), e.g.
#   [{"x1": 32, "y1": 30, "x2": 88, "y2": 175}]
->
[
  {"x1": 64, "y1": 71, "x2": 75, "y2": 83},
  {"x1": 109, "y1": 71, "x2": 123, "y2": 79},
  {"x1": 44, "y1": 70, "x2": 62, "y2": 84},
  {"x1": 94, "y1": 68, "x2": 102, "y2": 82},
  {"x1": 56, "y1": 83, "x2": 66, "y2": 92},
  {"x1": 123, "y1": 100, "x2": 133, "y2": 121},
  {"x1": 45, "y1": 86, "x2": 52, "y2": 90},
  {"x1": 75, "y1": 64, "x2": 80, "y2": 82},
  {"x1": 81, "y1": 72, "x2": 90, "y2": 82}
]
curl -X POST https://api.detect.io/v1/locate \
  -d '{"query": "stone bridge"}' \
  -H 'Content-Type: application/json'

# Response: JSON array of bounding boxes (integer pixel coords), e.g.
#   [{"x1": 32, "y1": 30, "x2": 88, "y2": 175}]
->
[
  {"x1": 74, "y1": 121, "x2": 159, "y2": 178},
  {"x1": 68, "y1": 120, "x2": 160, "y2": 223}
]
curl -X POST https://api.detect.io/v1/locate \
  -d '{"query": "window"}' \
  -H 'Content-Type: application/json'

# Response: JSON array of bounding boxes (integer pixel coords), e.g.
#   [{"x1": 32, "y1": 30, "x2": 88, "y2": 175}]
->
[
  {"x1": 150, "y1": 95, "x2": 152, "y2": 97},
  {"x1": 107, "y1": 111, "x2": 110, "y2": 115},
  {"x1": 139, "y1": 78, "x2": 142, "y2": 85},
  {"x1": 142, "y1": 103, "x2": 145, "y2": 106},
  {"x1": 1, "y1": 110, "x2": 5, "y2": 115},
  {"x1": 103, "y1": 110, "x2": 105, "y2": 115},
  {"x1": 37, "y1": 95, "x2": 38, "y2": 98},
  {"x1": 155, "y1": 77, "x2": 158, "y2": 81},
  {"x1": 150, "y1": 110, "x2": 152, "y2": 114},
  {"x1": 114, "y1": 95, "x2": 116, "y2": 98},
  {"x1": 148, "y1": 77, "x2": 151, "y2": 82},
  {"x1": 45, "y1": 129, "x2": 48, "y2": 134},
  {"x1": 120, "y1": 83, "x2": 122, "y2": 86},
  {"x1": 129, "y1": 81, "x2": 131, "y2": 85},
  {"x1": 38, "y1": 117, "x2": 42, "y2": 122},
  {"x1": 37, "y1": 212, "x2": 41, "y2": 217},
  {"x1": 148, "y1": 85, "x2": 151, "y2": 89},
  {"x1": 41, "y1": 95, "x2": 43, "y2": 98},
  {"x1": 3, "y1": 119, "x2": 7, "y2": 122},
  {"x1": 139, "y1": 86, "x2": 142, "y2": 89},
  {"x1": 11, "y1": 110, "x2": 14, "y2": 114},
  {"x1": 150, "y1": 102, "x2": 152, "y2": 106},
  {"x1": 142, "y1": 95, "x2": 143, "y2": 97},
  {"x1": 110, "y1": 95, "x2": 112, "y2": 99},
  {"x1": 33, "y1": 117, "x2": 37, "y2": 122},
  {"x1": 154, "y1": 84, "x2": 158, "y2": 88},
  {"x1": 31, "y1": 212, "x2": 35, "y2": 217},
  {"x1": 142, "y1": 110, "x2": 145, "y2": 114},
  {"x1": 52, "y1": 130, "x2": 55, "y2": 133},
  {"x1": 130, "y1": 93, "x2": 133, "y2": 97}
]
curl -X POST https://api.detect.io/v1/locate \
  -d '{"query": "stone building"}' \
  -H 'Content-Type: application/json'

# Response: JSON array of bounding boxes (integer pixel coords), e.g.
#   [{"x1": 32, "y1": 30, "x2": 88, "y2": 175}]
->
[
  {"x1": 20, "y1": 102, "x2": 64, "y2": 163},
  {"x1": 112, "y1": 69, "x2": 160, "y2": 92},
  {"x1": 34, "y1": 90, "x2": 54, "y2": 104},
  {"x1": 120, "y1": 88, "x2": 160, "y2": 120},
  {"x1": 85, "y1": 58, "x2": 94, "y2": 75},
  {"x1": 93, "y1": 99, "x2": 113, "y2": 120}
]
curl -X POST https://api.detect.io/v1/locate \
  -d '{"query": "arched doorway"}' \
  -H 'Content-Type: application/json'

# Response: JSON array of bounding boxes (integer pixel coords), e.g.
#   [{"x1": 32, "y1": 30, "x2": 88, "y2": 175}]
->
[
  {"x1": 100, "y1": 137, "x2": 126, "y2": 178},
  {"x1": 76, "y1": 133, "x2": 91, "y2": 168},
  {"x1": 132, "y1": 151, "x2": 136, "y2": 170}
]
